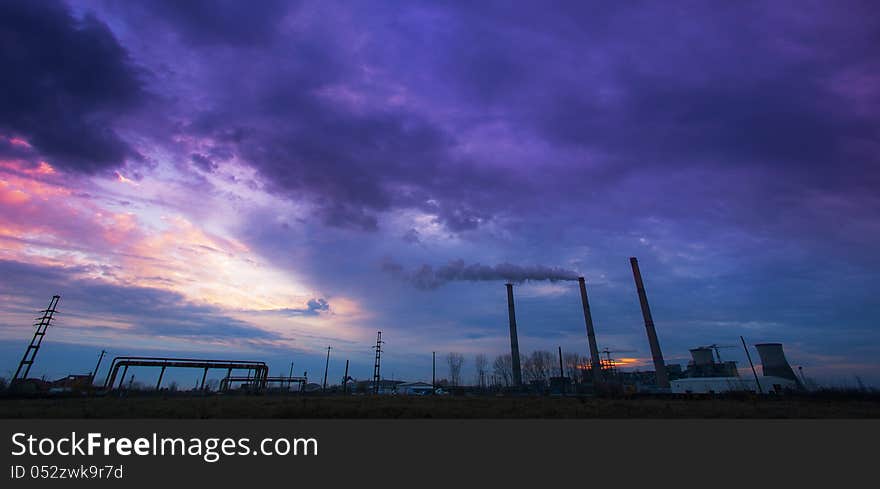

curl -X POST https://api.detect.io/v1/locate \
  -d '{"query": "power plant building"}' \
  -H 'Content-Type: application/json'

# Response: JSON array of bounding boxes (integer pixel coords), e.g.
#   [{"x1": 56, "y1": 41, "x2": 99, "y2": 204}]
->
[{"x1": 671, "y1": 341, "x2": 801, "y2": 394}]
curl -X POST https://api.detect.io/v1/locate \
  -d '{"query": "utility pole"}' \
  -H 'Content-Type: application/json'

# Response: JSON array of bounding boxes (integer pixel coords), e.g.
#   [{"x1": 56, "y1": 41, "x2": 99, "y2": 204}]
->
[
  {"x1": 90, "y1": 349, "x2": 106, "y2": 386},
  {"x1": 342, "y1": 360, "x2": 350, "y2": 395},
  {"x1": 288, "y1": 361, "x2": 294, "y2": 391},
  {"x1": 372, "y1": 331, "x2": 384, "y2": 394},
  {"x1": 12, "y1": 295, "x2": 60, "y2": 386},
  {"x1": 557, "y1": 346, "x2": 565, "y2": 378},
  {"x1": 322, "y1": 346, "x2": 332, "y2": 392},
  {"x1": 741, "y1": 336, "x2": 763, "y2": 394},
  {"x1": 558, "y1": 346, "x2": 565, "y2": 395},
  {"x1": 432, "y1": 351, "x2": 436, "y2": 393}
]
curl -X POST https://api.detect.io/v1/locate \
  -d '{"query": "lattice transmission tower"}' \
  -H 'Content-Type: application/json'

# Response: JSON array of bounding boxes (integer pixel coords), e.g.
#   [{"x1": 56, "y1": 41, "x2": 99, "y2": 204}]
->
[
  {"x1": 12, "y1": 295, "x2": 60, "y2": 385},
  {"x1": 371, "y1": 331, "x2": 384, "y2": 394}
]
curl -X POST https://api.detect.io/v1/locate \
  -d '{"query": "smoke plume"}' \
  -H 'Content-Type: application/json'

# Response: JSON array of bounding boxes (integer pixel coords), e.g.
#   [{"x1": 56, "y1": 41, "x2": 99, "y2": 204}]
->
[{"x1": 382, "y1": 258, "x2": 579, "y2": 290}]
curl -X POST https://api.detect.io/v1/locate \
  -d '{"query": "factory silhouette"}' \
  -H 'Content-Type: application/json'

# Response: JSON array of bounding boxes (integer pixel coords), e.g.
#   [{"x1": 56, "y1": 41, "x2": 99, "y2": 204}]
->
[{"x1": 4, "y1": 257, "x2": 816, "y2": 398}]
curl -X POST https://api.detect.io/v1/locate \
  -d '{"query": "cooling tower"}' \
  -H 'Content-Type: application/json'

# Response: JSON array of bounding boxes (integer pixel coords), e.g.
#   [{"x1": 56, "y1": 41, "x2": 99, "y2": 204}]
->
[
  {"x1": 689, "y1": 347, "x2": 715, "y2": 366},
  {"x1": 754, "y1": 343, "x2": 800, "y2": 384}
]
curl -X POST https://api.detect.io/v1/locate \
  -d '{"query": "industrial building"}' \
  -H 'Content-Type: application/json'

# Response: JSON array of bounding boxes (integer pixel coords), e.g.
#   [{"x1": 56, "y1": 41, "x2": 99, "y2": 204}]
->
[
  {"x1": 671, "y1": 342, "x2": 802, "y2": 394},
  {"x1": 397, "y1": 382, "x2": 435, "y2": 395},
  {"x1": 686, "y1": 347, "x2": 739, "y2": 378},
  {"x1": 2, "y1": 260, "x2": 822, "y2": 400}
]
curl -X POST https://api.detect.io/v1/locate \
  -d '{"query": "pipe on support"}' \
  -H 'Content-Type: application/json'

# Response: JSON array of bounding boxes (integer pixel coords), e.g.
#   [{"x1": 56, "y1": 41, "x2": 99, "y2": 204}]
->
[
  {"x1": 741, "y1": 336, "x2": 763, "y2": 394},
  {"x1": 118, "y1": 365, "x2": 129, "y2": 389},
  {"x1": 578, "y1": 277, "x2": 604, "y2": 384},
  {"x1": 506, "y1": 283, "x2": 523, "y2": 387},
  {"x1": 156, "y1": 365, "x2": 166, "y2": 391},
  {"x1": 629, "y1": 257, "x2": 670, "y2": 389},
  {"x1": 103, "y1": 357, "x2": 268, "y2": 391},
  {"x1": 558, "y1": 346, "x2": 565, "y2": 395},
  {"x1": 90, "y1": 349, "x2": 106, "y2": 386}
]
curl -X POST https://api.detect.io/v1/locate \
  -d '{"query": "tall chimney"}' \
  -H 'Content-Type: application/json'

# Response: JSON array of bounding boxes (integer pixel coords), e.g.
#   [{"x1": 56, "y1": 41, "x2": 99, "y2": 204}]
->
[
  {"x1": 506, "y1": 283, "x2": 523, "y2": 387},
  {"x1": 578, "y1": 277, "x2": 603, "y2": 384},
  {"x1": 629, "y1": 257, "x2": 670, "y2": 388}
]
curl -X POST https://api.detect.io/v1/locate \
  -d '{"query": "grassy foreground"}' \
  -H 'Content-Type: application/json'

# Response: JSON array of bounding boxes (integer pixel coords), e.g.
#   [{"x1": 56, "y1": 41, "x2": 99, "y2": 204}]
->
[{"x1": 1, "y1": 394, "x2": 879, "y2": 418}]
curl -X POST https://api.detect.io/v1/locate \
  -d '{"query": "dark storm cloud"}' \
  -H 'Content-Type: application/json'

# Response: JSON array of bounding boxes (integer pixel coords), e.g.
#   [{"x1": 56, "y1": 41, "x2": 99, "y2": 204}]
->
[
  {"x1": 382, "y1": 258, "x2": 579, "y2": 290},
  {"x1": 186, "y1": 70, "x2": 509, "y2": 231},
  {"x1": 230, "y1": 91, "x2": 453, "y2": 230},
  {"x1": 23, "y1": 0, "x2": 875, "y2": 236},
  {"x1": 149, "y1": 0, "x2": 291, "y2": 46},
  {"x1": 183, "y1": 1, "x2": 879, "y2": 234},
  {"x1": 0, "y1": 0, "x2": 145, "y2": 173},
  {"x1": 534, "y1": 32, "x2": 880, "y2": 192},
  {"x1": 0, "y1": 260, "x2": 276, "y2": 341},
  {"x1": 12, "y1": 0, "x2": 874, "y2": 384}
]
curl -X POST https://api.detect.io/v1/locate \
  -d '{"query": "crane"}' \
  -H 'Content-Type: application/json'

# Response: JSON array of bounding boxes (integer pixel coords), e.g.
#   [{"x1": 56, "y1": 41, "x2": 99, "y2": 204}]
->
[{"x1": 702, "y1": 344, "x2": 737, "y2": 363}]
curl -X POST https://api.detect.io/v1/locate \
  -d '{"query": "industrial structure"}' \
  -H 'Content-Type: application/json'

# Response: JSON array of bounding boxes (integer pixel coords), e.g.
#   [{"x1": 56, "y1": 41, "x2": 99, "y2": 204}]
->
[
  {"x1": 103, "y1": 356, "x2": 269, "y2": 391},
  {"x1": 670, "y1": 341, "x2": 801, "y2": 394},
  {"x1": 11, "y1": 295, "x2": 60, "y2": 387},
  {"x1": 755, "y1": 343, "x2": 802, "y2": 387},
  {"x1": 220, "y1": 374, "x2": 305, "y2": 392},
  {"x1": 371, "y1": 331, "x2": 384, "y2": 394},
  {"x1": 577, "y1": 277, "x2": 603, "y2": 384},
  {"x1": 1, "y1": 260, "x2": 826, "y2": 399},
  {"x1": 500, "y1": 259, "x2": 672, "y2": 391},
  {"x1": 505, "y1": 283, "x2": 524, "y2": 387},
  {"x1": 686, "y1": 347, "x2": 739, "y2": 378},
  {"x1": 630, "y1": 258, "x2": 670, "y2": 388}
]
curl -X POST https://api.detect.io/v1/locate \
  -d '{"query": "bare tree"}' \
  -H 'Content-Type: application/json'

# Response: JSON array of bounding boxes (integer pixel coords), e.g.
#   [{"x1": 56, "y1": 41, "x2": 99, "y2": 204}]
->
[
  {"x1": 493, "y1": 354, "x2": 512, "y2": 386},
  {"x1": 564, "y1": 352, "x2": 589, "y2": 383},
  {"x1": 474, "y1": 354, "x2": 488, "y2": 388},
  {"x1": 523, "y1": 350, "x2": 555, "y2": 385},
  {"x1": 446, "y1": 352, "x2": 465, "y2": 386}
]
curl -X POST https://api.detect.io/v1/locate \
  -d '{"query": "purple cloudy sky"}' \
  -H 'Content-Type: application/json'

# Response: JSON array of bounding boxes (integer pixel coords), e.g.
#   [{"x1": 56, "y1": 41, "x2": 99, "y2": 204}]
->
[{"x1": 1, "y1": 0, "x2": 878, "y2": 387}]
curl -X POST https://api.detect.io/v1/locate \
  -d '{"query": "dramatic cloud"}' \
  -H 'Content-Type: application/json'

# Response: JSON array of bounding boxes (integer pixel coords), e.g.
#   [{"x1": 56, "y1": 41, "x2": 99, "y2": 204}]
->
[
  {"x1": 144, "y1": 0, "x2": 289, "y2": 46},
  {"x1": 0, "y1": 1, "x2": 878, "y2": 385},
  {"x1": 0, "y1": 0, "x2": 145, "y2": 172}
]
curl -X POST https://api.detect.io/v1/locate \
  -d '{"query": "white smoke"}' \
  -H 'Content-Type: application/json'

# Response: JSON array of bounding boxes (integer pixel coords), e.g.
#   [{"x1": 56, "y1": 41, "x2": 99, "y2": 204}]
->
[{"x1": 382, "y1": 258, "x2": 579, "y2": 290}]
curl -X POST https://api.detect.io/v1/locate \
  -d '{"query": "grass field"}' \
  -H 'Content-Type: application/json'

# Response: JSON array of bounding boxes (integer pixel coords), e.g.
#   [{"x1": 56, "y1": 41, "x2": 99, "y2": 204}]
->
[{"x1": 1, "y1": 394, "x2": 878, "y2": 418}]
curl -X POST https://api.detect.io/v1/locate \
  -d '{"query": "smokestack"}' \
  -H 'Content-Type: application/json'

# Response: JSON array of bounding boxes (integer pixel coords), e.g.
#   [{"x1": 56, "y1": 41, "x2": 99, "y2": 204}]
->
[
  {"x1": 506, "y1": 283, "x2": 523, "y2": 387},
  {"x1": 578, "y1": 277, "x2": 603, "y2": 384},
  {"x1": 629, "y1": 257, "x2": 670, "y2": 388},
  {"x1": 755, "y1": 343, "x2": 801, "y2": 387}
]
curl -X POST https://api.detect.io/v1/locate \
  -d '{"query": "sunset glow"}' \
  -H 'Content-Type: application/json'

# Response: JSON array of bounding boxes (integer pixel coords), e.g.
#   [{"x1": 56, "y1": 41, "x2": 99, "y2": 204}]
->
[{"x1": 0, "y1": 0, "x2": 878, "y2": 387}]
